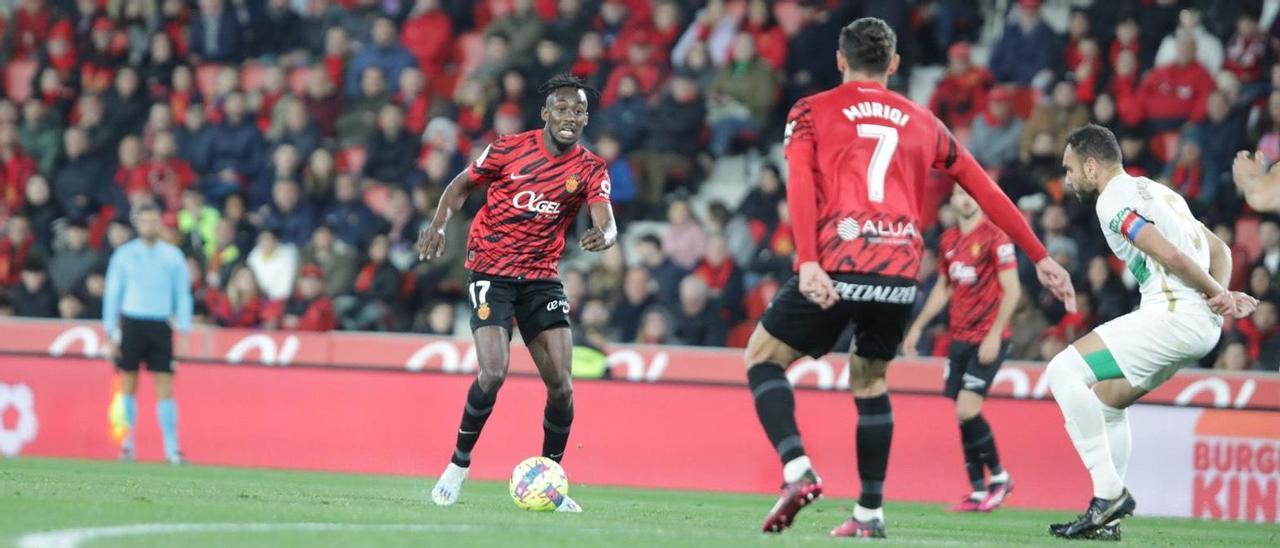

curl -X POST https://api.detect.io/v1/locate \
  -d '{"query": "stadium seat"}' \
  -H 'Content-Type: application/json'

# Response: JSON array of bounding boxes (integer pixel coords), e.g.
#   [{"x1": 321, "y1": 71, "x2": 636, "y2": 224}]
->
[
  {"x1": 726, "y1": 321, "x2": 754, "y2": 348},
  {"x1": 745, "y1": 278, "x2": 780, "y2": 320},
  {"x1": 3, "y1": 59, "x2": 37, "y2": 103},
  {"x1": 287, "y1": 66, "x2": 314, "y2": 96},
  {"x1": 195, "y1": 63, "x2": 222, "y2": 100},
  {"x1": 240, "y1": 62, "x2": 268, "y2": 93}
]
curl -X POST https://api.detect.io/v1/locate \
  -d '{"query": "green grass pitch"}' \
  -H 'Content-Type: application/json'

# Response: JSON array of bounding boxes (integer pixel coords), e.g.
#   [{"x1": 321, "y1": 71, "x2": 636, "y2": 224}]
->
[{"x1": 1, "y1": 458, "x2": 1275, "y2": 547}]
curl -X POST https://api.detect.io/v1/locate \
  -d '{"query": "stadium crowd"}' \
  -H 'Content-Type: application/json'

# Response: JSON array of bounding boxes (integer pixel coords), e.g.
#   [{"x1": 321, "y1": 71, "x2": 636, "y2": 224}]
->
[{"x1": 0, "y1": 0, "x2": 1277, "y2": 371}]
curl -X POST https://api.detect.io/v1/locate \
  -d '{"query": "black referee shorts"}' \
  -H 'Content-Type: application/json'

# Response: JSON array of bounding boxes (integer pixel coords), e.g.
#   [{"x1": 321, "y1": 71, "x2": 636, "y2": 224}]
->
[{"x1": 117, "y1": 317, "x2": 175, "y2": 373}]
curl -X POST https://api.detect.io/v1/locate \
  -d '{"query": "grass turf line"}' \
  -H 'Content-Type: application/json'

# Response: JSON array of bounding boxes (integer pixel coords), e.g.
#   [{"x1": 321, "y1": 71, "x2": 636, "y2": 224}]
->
[{"x1": 0, "y1": 458, "x2": 1275, "y2": 547}]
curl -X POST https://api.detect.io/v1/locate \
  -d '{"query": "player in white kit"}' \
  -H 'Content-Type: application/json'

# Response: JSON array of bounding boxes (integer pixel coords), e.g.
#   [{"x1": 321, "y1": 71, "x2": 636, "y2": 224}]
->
[{"x1": 1046, "y1": 125, "x2": 1259, "y2": 540}]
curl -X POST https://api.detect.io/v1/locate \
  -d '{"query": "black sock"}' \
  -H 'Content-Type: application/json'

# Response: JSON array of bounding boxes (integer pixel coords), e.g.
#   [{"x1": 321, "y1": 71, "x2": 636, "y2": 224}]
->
[
  {"x1": 961, "y1": 414, "x2": 1003, "y2": 480},
  {"x1": 855, "y1": 393, "x2": 894, "y2": 510},
  {"x1": 747, "y1": 362, "x2": 806, "y2": 465},
  {"x1": 542, "y1": 401, "x2": 574, "y2": 463},
  {"x1": 451, "y1": 380, "x2": 497, "y2": 467}
]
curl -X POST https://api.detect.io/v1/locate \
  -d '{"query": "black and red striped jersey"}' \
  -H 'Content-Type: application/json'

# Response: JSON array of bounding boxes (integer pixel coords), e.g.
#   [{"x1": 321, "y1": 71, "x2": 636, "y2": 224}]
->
[{"x1": 465, "y1": 130, "x2": 611, "y2": 280}]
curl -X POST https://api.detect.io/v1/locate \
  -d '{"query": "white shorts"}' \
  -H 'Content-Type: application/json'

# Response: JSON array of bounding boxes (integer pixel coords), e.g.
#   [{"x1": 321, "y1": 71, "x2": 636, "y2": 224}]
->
[{"x1": 1093, "y1": 305, "x2": 1222, "y2": 391}]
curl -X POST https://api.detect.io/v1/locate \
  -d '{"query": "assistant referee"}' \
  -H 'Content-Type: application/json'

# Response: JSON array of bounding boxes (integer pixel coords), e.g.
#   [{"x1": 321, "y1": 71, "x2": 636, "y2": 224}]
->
[{"x1": 103, "y1": 203, "x2": 193, "y2": 464}]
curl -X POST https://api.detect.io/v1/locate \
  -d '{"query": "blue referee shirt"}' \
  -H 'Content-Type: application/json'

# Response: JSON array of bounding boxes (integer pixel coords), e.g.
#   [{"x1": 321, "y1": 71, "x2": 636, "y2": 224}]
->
[{"x1": 103, "y1": 238, "x2": 194, "y2": 336}]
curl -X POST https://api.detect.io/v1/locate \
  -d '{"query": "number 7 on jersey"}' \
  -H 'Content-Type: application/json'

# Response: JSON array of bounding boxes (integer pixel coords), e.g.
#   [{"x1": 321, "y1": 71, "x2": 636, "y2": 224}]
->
[{"x1": 857, "y1": 124, "x2": 898, "y2": 204}]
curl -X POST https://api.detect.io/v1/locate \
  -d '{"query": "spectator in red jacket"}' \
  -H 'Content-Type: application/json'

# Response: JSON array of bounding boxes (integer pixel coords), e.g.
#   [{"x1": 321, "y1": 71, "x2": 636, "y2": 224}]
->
[
  {"x1": 206, "y1": 264, "x2": 274, "y2": 328},
  {"x1": 1236, "y1": 300, "x2": 1280, "y2": 368},
  {"x1": 133, "y1": 131, "x2": 196, "y2": 212},
  {"x1": 1109, "y1": 15, "x2": 1140, "y2": 70},
  {"x1": 1063, "y1": 9, "x2": 1091, "y2": 72},
  {"x1": 928, "y1": 42, "x2": 992, "y2": 132},
  {"x1": 741, "y1": 0, "x2": 786, "y2": 71},
  {"x1": 12, "y1": 0, "x2": 52, "y2": 60},
  {"x1": 0, "y1": 123, "x2": 36, "y2": 214},
  {"x1": 402, "y1": 0, "x2": 452, "y2": 80},
  {"x1": 1224, "y1": 10, "x2": 1268, "y2": 85},
  {"x1": 1138, "y1": 34, "x2": 1216, "y2": 130},
  {"x1": 270, "y1": 263, "x2": 337, "y2": 331},
  {"x1": 601, "y1": 41, "x2": 663, "y2": 108},
  {"x1": 692, "y1": 234, "x2": 744, "y2": 321},
  {"x1": 1109, "y1": 49, "x2": 1143, "y2": 127},
  {"x1": 0, "y1": 215, "x2": 38, "y2": 291}
]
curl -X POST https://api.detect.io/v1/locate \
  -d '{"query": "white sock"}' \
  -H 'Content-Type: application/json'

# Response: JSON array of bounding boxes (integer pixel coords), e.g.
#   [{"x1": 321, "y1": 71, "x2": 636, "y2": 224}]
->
[
  {"x1": 782, "y1": 455, "x2": 813, "y2": 483},
  {"x1": 1100, "y1": 403, "x2": 1131, "y2": 480},
  {"x1": 853, "y1": 504, "x2": 884, "y2": 522},
  {"x1": 970, "y1": 490, "x2": 988, "y2": 500},
  {"x1": 1046, "y1": 346, "x2": 1124, "y2": 500},
  {"x1": 989, "y1": 470, "x2": 1009, "y2": 484}
]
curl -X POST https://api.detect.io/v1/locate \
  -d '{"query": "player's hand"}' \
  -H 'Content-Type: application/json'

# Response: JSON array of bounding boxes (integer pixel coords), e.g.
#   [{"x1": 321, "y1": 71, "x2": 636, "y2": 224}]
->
[
  {"x1": 978, "y1": 333, "x2": 1002, "y2": 365},
  {"x1": 1229, "y1": 291, "x2": 1260, "y2": 319},
  {"x1": 417, "y1": 224, "x2": 446, "y2": 260},
  {"x1": 579, "y1": 226, "x2": 614, "y2": 252},
  {"x1": 901, "y1": 326, "x2": 922, "y2": 358},
  {"x1": 1034, "y1": 258, "x2": 1078, "y2": 313},
  {"x1": 798, "y1": 261, "x2": 838, "y2": 310},
  {"x1": 1233, "y1": 151, "x2": 1267, "y2": 190},
  {"x1": 1206, "y1": 290, "x2": 1235, "y2": 316}
]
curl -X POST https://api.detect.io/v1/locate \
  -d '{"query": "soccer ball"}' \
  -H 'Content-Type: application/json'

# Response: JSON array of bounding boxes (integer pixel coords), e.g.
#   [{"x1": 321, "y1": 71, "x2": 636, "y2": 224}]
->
[{"x1": 509, "y1": 456, "x2": 569, "y2": 511}]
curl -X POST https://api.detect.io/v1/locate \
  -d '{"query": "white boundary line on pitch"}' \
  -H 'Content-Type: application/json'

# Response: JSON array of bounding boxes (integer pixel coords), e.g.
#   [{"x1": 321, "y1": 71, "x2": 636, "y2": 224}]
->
[{"x1": 16, "y1": 523, "x2": 489, "y2": 548}]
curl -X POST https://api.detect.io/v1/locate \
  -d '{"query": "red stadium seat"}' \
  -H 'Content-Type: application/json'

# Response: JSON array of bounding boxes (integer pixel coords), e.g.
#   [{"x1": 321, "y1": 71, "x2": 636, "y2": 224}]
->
[
  {"x1": 240, "y1": 62, "x2": 268, "y2": 93},
  {"x1": 726, "y1": 321, "x2": 754, "y2": 348},
  {"x1": 745, "y1": 278, "x2": 780, "y2": 320},
  {"x1": 3, "y1": 59, "x2": 37, "y2": 102},
  {"x1": 195, "y1": 63, "x2": 222, "y2": 100},
  {"x1": 287, "y1": 67, "x2": 314, "y2": 96}
]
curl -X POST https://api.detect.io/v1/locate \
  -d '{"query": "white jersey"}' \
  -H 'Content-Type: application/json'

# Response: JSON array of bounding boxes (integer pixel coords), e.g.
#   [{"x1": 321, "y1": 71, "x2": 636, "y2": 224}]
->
[{"x1": 1094, "y1": 173, "x2": 1211, "y2": 313}]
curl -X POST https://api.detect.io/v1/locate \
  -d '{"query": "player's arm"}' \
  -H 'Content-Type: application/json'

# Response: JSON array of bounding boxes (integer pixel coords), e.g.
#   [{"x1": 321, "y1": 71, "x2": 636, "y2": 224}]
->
[
  {"x1": 580, "y1": 202, "x2": 617, "y2": 251},
  {"x1": 1233, "y1": 151, "x2": 1280, "y2": 211},
  {"x1": 979, "y1": 268, "x2": 1021, "y2": 364},
  {"x1": 581, "y1": 167, "x2": 617, "y2": 252},
  {"x1": 172, "y1": 251, "x2": 193, "y2": 334},
  {"x1": 784, "y1": 99, "x2": 837, "y2": 309},
  {"x1": 935, "y1": 122, "x2": 1076, "y2": 311},
  {"x1": 1129, "y1": 219, "x2": 1224, "y2": 299},
  {"x1": 419, "y1": 147, "x2": 493, "y2": 260},
  {"x1": 902, "y1": 271, "x2": 951, "y2": 357},
  {"x1": 1201, "y1": 224, "x2": 1260, "y2": 318}
]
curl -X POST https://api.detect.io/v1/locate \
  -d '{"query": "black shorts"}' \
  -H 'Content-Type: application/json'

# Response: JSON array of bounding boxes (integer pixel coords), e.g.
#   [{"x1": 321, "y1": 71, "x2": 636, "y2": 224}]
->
[
  {"x1": 467, "y1": 271, "x2": 570, "y2": 345},
  {"x1": 761, "y1": 273, "x2": 916, "y2": 361},
  {"x1": 116, "y1": 317, "x2": 174, "y2": 373},
  {"x1": 943, "y1": 340, "x2": 1010, "y2": 399}
]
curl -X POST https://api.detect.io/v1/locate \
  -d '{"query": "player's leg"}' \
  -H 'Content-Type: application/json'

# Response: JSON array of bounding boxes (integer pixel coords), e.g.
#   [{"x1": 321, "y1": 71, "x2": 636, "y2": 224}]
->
[
  {"x1": 831, "y1": 290, "x2": 913, "y2": 539},
  {"x1": 1093, "y1": 378, "x2": 1146, "y2": 482},
  {"x1": 518, "y1": 281, "x2": 580, "y2": 512},
  {"x1": 148, "y1": 322, "x2": 182, "y2": 464},
  {"x1": 527, "y1": 327, "x2": 573, "y2": 463},
  {"x1": 433, "y1": 274, "x2": 516, "y2": 506},
  {"x1": 1044, "y1": 330, "x2": 1135, "y2": 538},
  {"x1": 751, "y1": 275, "x2": 846, "y2": 533},
  {"x1": 951, "y1": 341, "x2": 1012, "y2": 512},
  {"x1": 943, "y1": 343, "x2": 985, "y2": 510}
]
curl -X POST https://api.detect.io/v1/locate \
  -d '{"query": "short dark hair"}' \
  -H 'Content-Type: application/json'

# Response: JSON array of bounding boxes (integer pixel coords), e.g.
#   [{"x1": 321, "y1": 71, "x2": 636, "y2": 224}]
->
[
  {"x1": 1065, "y1": 124, "x2": 1122, "y2": 164},
  {"x1": 538, "y1": 73, "x2": 600, "y2": 102},
  {"x1": 839, "y1": 18, "x2": 897, "y2": 74}
]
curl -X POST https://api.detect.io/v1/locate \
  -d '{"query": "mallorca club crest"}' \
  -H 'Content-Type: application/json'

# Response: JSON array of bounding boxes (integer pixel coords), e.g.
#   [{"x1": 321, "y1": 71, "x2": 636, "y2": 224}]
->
[
  {"x1": 970, "y1": 242, "x2": 982, "y2": 258},
  {"x1": 477, "y1": 303, "x2": 491, "y2": 320},
  {"x1": 565, "y1": 174, "x2": 580, "y2": 193}
]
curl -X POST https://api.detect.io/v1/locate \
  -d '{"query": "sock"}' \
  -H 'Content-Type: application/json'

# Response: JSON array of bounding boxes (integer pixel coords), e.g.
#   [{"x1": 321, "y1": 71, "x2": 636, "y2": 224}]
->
[
  {"x1": 1046, "y1": 346, "x2": 1123, "y2": 499},
  {"x1": 542, "y1": 401, "x2": 574, "y2": 463},
  {"x1": 1100, "y1": 403, "x2": 1131, "y2": 480},
  {"x1": 855, "y1": 393, "x2": 894, "y2": 510},
  {"x1": 747, "y1": 363, "x2": 807, "y2": 466},
  {"x1": 156, "y1": 399, "x2": 180, "y2": 459},
  {"x1": 451, "y1": 380, "x2": 497, "y2": 468},
  {"x1": 782, "y1": 456, "x2": 813, "y2": 483},
  {"x1": 958, "y1": 415, "x2": 988, "y2": 492},
  {"x1": 961, "y1": 413, "x2": 1004, "y2": 483},
  {"x1": 853, "y1": 504, "x2": 885, "y2": 522},
  {"x1": 122, "y1": 394, "x2": 137, "y2": 450}
]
